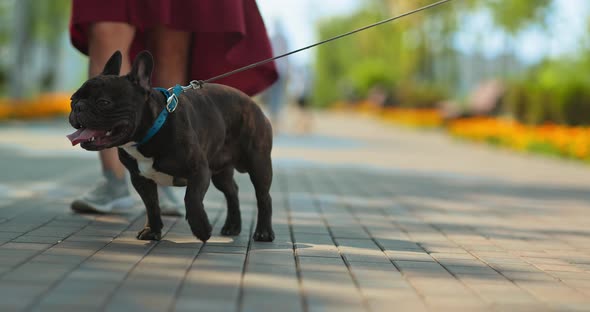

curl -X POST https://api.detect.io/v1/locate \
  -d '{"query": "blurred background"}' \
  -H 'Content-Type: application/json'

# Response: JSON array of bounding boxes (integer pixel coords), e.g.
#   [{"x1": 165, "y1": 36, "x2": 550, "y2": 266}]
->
[{"x1": 1, "y1": 0, "x2": 590, "y2": 160}]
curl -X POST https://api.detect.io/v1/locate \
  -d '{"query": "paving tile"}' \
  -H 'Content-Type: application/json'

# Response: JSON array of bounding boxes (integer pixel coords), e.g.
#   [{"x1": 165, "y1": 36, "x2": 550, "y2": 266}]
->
[
  {"x1": 2, "y1": 263, "x2": 72, "y2": 282},
  {"x1": 249, "y1": 241, "x2": 293, "y2": 251},
  {"x1": 301, "y1": 271, "x2": 366, "y2": 312},
  {"x1": 385, "y1": 250, "x2": 434, "y2": 262},
  {"x1": 41, "y1": 247, "x2": 96, "y2": 258},
  {"x1": 502, "y1": 271, "x2": 559, "y2": 282},
  {"x1": 520, "y1": 283, "x2": 590, "y2": 303},
  {"x1": 64, "y1": 235, "x2": 114, "y2": 243},
  {"x1": 36, "y1": 280, "x2": 120, "y2": 308},
  {"x1": 547, "y1": 271, "x2": 590, "y2": 280},
  {"x1": 105, "y1": 267, "x2": 189, "y2": 311},
  {"x1": 298, "y1": 256, "x2": 348, "y2": 273},
  {"x1": 296, "y1": 243, "x2": 340, "y2": 258},
  {"x1": 52, "y1": 240, "x2": 108, "y2": 250},
  {"x1": 337, "y1": 239, "x2": 391, "y2": 263},
  {"x1": 68, "y1": 267, "x2": 129, "y2": 282},
  {"x1": 177, "y1": 269, "x2": 243, "y2": 303},
  {"x1": 0, "y1": 232, "x2": 25, "y2": 240},
  {"x1": 352, "y1": 269, "x2": 413, "y2": 292},
  {"x1": 368, "y1": 299, "x2": 427, "y2": 312},
  {"x1": 193, "y1": 251, "x2": 246, "y2": 268},
  {"x1": 12, "y1": 235, "x2": 64, "y2": 244},
  {"x1": 241, "y1": 268, "x2": 302, "y2": 312},
  {"x1": 26, "y1": 226, "x2": 82, "y2": 237},
  {"x1": 431, "y1": 252, "x2": 478, "y2": 260},
  {"x1": 293, "y1": 233, "x2": 334, "y2": 245},
  {"x1": 394, "y1": 260, "x2": 451, "y2": 275},
  {"x1": 489, "y1": 263, "x2": 540, "y2": 273},
  {"x1": 0, "y1": 283, "x2": 49, "y2": 311},
  {"x1": 1, "y1": 242, "x2": 54, "y2": 250},
  {"x1": 378, "y1": 240, "x2": 424, "y2": 252},
  {"x1": 175, "y1": 299, "x2": 236, "y2": 312},
  {"x1": 248, "y1": 250, "x2": 295, "y2": 266},
  {"x1": 424, "y1": 293, "x2": 488, "y2": 306},
  {"x1": 200, "y1": 244, "x2": 247, "y2": 254},
  {"x1": 536, "y1": 263, "x2": 585, "y2": 272},
  {"x1": 291, "y1": 224, "x2": 331, "y2": 235},
  {"x1": 443, "y1": 264, "x2": 499, "y2": 275},
  {"x1": 329, "y1": 226, "x2": 371, "y2": 239}
]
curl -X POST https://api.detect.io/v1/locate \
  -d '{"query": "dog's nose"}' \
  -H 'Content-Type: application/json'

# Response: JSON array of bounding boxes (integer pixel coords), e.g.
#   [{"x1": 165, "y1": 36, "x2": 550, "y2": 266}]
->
[
  {"x1": 73, "y1": 101, "x2": 87, "y2": 113},
  {"x1": 69, "y1": 113, "x2": 82, "y2": 129}
]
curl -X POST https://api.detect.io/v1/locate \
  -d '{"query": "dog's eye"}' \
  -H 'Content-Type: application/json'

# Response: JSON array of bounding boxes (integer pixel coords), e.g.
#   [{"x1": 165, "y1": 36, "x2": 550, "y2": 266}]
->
[{"x1": 97, "y1": 99, "x2": 111, "y2": 106}]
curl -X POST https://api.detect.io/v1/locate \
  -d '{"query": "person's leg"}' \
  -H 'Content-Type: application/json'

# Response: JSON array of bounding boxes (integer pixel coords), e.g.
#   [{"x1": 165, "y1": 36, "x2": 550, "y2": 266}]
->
[
  {"x1": 146, "y1": 26, "x2": 191, "y2": 216},
  {"x1": 147, "y1": 26, "x2": 191, "y2": 87},
  {"x1": 72, "y1": 22, "x2": 137, "y2": 213},
  {"x1": 89, "y1": 22, "x2": 135, "y2": 179}
]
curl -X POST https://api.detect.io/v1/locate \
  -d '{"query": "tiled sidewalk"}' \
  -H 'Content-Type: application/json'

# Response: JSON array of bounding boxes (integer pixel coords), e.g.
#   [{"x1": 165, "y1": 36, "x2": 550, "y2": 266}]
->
[{"x1": 0, "y1": 113, "x2": 589, "y2": 311}]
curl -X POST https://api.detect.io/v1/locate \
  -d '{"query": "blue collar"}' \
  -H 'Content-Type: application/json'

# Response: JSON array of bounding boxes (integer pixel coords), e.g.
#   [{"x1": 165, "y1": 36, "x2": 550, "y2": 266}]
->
[{"x1": 134, "y1": 84, "x2": 184, "y2": 146}]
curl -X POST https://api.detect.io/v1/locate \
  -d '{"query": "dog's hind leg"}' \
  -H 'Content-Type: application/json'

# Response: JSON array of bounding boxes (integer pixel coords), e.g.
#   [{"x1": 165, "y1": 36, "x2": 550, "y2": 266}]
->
[
  {"x1": 185, "y1": 166, "x2": 213, "y2": 242},
  {"x1": 212, "y1": 167, "x2": 241, "y2": 236},
  {"x1": 247, "y1": 154, "x2": 275, "y2": 242}
]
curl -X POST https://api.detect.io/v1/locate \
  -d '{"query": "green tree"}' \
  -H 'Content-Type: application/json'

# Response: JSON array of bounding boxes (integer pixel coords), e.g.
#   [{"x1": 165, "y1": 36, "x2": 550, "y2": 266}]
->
[
  {"x1": 484, "y1": 0, "x2": 552, "y2": 77},
  {"x1": 312, "y1": 0, "x2": 556, "y2": 108},
  {"x1": 313, "y1": 0, "x2": 461, "y2": 107},
  {"x1": 8, "y1": 0, "x2": 70, "y2": 98},
  {"x1": 486, "y1": 0, "x2": 552, "y2": 34}
]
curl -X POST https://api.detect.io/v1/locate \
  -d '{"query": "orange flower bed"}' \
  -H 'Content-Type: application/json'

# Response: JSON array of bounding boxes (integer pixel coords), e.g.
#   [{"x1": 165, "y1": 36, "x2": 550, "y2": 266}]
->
[
  {"x1": 380, "y1": 107, "x2": 442, "y2": 128},
  {"x1": 0, "y1": 93, "x2": 71, "y2": 119},
  {"x1": 353, "y1": 100, "x2": 382, "y2": 116},
  {"x1": 332, "y1": 101, "x2": 444, "y2": 128},
  {"x1": 448, "y1": 117, "x2": 590, "y2": 160},
  {"x1": 0, "y1": 99, "x2": 11, "y2": 119},
  {"x1": 333, "y1": 100, "x2": 590, "y2": 161}
]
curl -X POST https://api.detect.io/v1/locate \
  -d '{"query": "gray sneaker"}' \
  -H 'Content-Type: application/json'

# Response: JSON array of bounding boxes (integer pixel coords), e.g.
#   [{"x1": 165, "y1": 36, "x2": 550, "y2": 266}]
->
[{"x1": 71, "y1": 177, "x2": 135, "y2": 214}]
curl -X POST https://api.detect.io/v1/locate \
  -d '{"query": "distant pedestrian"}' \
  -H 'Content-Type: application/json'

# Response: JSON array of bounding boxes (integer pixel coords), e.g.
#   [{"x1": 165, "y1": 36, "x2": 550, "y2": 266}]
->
[
  {"x1": 264, "y1": 20, "x2": 290, "y2": 131},
  {"x1": 293, "y1": 66, "x2": 313, "y2": 134}
]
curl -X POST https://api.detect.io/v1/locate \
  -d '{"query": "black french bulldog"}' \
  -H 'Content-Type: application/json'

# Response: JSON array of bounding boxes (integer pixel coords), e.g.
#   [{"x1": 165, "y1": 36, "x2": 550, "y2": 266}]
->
[{"x1": 67, "y1": 51, "x2": 274, "y2": 242}]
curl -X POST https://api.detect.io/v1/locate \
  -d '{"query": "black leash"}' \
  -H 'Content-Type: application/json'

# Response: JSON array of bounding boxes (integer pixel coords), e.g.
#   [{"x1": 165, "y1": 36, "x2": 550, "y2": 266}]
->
[{"x1": 200, "y1": 0, "x2": 453, "y2": 85}]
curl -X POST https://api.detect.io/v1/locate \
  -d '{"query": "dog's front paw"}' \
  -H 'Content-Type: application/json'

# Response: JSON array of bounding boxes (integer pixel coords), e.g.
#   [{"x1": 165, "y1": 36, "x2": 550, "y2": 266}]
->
[
  {"x1": 221, "y1": 220, "x2": 241, "y2": 236},
  {"x1": 137, "y1": 227, "x2": 162, "y2": 241},
  {"x1": 188, "y1": 219, "x2": 212, "y2": 242},
  {"x1": 253, "y1": 226, "x2": 275, "y2": 242}
]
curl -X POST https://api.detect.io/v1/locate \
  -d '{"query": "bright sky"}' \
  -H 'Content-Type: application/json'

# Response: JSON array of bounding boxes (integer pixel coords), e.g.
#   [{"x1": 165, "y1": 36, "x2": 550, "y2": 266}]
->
[
  {"x1": 521, "y1": 0, "x2": 589, "y2": 62},
  {"x1": 454, "y1": 0, "x2": 590, "y2": 64}
]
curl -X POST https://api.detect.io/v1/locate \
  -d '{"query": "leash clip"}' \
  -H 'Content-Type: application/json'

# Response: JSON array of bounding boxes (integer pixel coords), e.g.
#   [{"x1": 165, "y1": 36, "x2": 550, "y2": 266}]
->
[
  {"x1": 189, "y1": 80, "x2": 204, "y2": 90},
  {"x1": 166, "y1": 94, "x2": 178, "y2": 113}
]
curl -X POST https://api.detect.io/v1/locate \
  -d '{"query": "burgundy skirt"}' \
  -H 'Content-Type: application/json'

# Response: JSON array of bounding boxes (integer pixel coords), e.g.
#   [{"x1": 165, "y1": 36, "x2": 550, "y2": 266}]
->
[{"x1": 70, "y1": 0, "x2": 278, "y2": 96}]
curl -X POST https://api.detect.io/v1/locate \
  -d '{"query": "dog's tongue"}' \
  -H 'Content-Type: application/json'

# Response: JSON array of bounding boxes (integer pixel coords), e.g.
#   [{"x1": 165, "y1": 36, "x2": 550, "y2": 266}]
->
[{"x1": 66, "y1": 128, "x2": 104, "y2": 146}]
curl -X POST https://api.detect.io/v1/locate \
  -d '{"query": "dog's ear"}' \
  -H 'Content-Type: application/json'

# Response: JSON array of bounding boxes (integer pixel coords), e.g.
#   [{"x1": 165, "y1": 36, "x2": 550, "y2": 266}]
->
[
  {"x1": 101, "y1": 51, "x2": 122, "y2": 76},
  {"x1": 129, "y1": 51, "x2": 154, "y2": 91}
]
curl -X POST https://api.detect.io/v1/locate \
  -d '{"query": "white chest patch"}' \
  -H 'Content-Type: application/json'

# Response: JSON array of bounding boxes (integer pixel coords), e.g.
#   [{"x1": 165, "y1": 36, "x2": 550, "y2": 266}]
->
[{"x1": 121, "y1": 143, "x2": 174, "y2": 186}]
